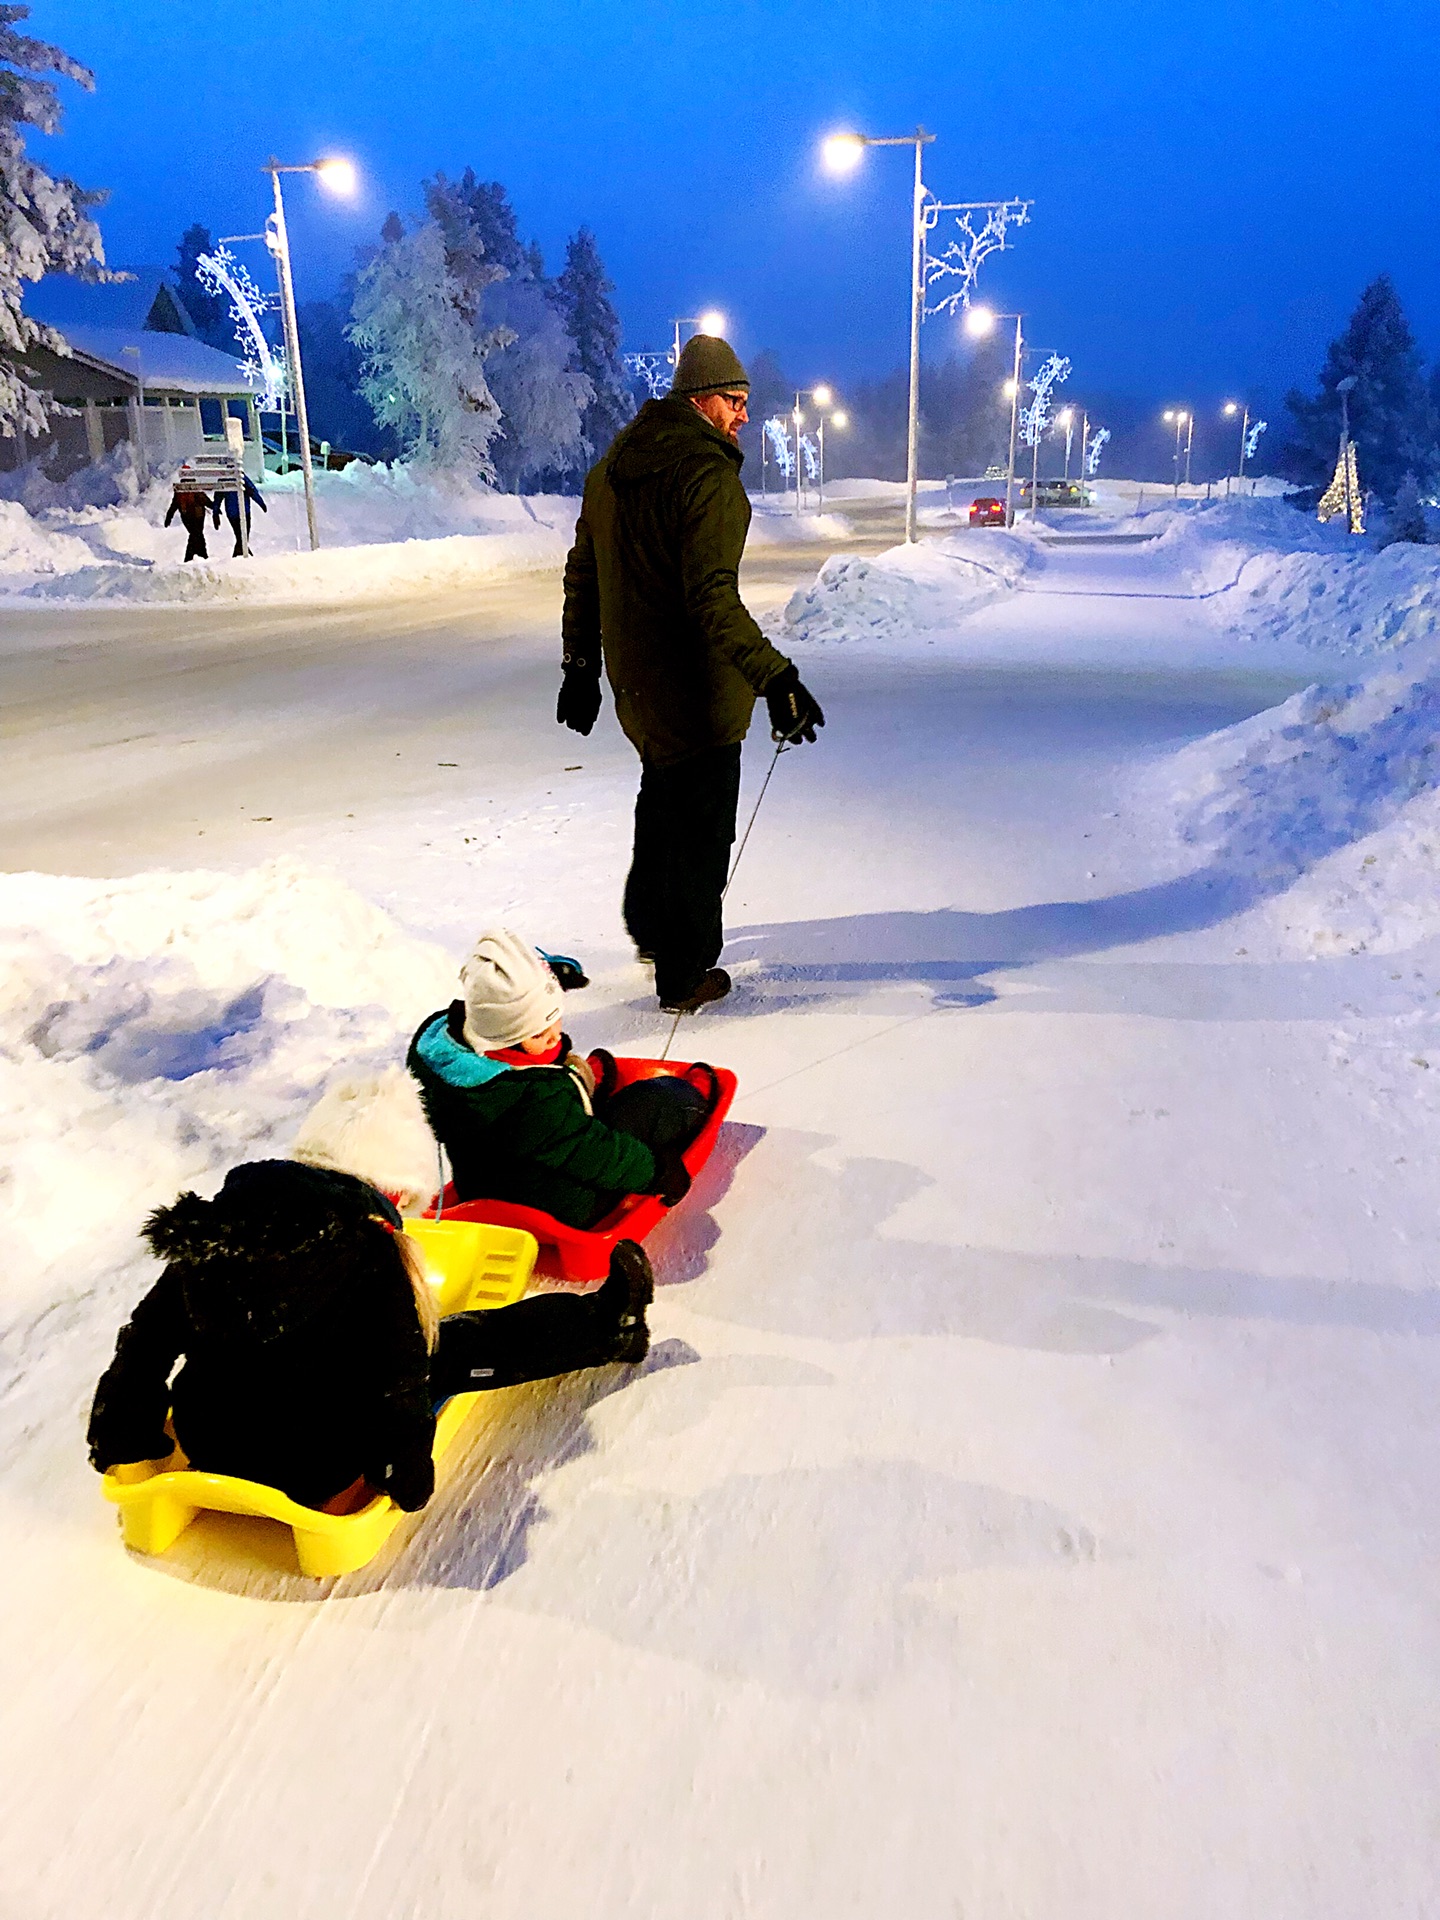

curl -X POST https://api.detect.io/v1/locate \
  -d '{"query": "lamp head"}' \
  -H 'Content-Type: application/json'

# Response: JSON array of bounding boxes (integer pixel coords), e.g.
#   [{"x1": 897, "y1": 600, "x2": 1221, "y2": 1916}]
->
[
  {"x1": 831, "y1": 409, "x2": 848, "y2": 429},
  {"x1": 812, "y1": 384, "x2": 833, "y2": 407},
  {"x1": 697, "y1": 308, "x2": 726, "y2": 337},
  {"x1": 1057, "y1": 408, "x2": 1073, "y2": 426},
  {"x1": 1223, "y1": 401, "x2": 1239, "y2": 416},
  {"x1": 964, "y1": 304, "x2": 997, "y2": 339},
  {"x1": 1163, "y1": 409, "x2": 1175, "y2": 421},
  {"x1": 821, "y1": 132, "x2": 866, "y2": 176},
  {"x1": 793, "y1": 408, "x2": 803, "y2": 425},
  {"x1": 1002, "y1": 377, "x2": 1018, "y2": 399},
  {"x1": 315, "y1": 158, "x2": 357, "y2": 196}
]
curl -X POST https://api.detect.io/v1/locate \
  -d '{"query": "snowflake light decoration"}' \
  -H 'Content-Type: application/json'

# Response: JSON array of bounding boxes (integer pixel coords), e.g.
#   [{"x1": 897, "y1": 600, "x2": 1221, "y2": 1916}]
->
[
  {"x1": 1021, "y1": 353, "x2": 1071, "y2": 448},
  {"x1": 195, "y1": 247, "x2": 284, "y2": 409},
  {"x1": 1245, "y1": 418, "x2": 1268, "y2": 461},
  {"x1": 923, "y1": 197, "x2": 1033, "y2": 318},
  {"x1": 622, "y1": 351, "x2": 672, "y2": 400},
  {"x1": 1085, "y1": 425, "x2": 1111, "y2": 476},
  {"x1": 764, "y1": 417, "x2": 794, "y2": 477},
  {"x1": 799, "y1": 433, "x2": 819, "y2": 481}
]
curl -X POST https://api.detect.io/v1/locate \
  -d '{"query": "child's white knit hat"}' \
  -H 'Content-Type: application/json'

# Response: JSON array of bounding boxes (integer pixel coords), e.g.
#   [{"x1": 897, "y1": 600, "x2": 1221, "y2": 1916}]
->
[{"x1": 460, "y1": 929, "x2": 564, "y2": 1050}]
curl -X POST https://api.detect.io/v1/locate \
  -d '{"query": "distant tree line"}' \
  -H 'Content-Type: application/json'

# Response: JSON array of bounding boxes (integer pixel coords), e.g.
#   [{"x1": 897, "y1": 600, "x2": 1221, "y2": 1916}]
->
[{"x1": 173, "y1": 174, "x2": 634, "y2": 491}]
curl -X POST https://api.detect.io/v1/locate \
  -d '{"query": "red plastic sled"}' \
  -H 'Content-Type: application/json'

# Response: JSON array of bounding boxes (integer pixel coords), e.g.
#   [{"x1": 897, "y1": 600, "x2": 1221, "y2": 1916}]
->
[{"x1": 434, "y1": 1055, "x2": 737, "y2": 1282}]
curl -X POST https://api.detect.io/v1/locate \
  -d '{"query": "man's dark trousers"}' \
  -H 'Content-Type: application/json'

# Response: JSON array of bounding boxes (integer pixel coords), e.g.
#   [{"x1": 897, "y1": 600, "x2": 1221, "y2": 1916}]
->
[{"x1": 623, "y1": 744, "x2": 742, "y2": 1004}]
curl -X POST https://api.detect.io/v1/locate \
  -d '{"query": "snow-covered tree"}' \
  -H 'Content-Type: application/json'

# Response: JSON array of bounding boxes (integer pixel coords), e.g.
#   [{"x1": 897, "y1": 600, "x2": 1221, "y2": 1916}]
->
[
  {"x1": 422, "y1": 171, "x2": 591, "y2": 492},
  {"x1": 348, "y1": 217, "x2": 507, "y2": 476},
  {"x1": 173, "y1": 223, "x2": 229, "y2": 348},
  {"x1": 0, "y1": 8, "x2": 109, "y2": 440},
  {"x1": 554, "y1": 226, "x2": 633, "y2": 460},
  {"x1": 1381, "y1": 471, "x2": 1429, "y2": 547},
  {"x1": 1281, "y1": 276, "x2": 1438, "y2": 503}
]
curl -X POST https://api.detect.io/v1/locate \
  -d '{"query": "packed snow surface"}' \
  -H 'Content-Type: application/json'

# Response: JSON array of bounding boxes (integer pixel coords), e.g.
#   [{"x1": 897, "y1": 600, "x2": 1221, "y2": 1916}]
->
[{"x1": 1, "y1": 486, "x2": 1439, "y2": 1918}]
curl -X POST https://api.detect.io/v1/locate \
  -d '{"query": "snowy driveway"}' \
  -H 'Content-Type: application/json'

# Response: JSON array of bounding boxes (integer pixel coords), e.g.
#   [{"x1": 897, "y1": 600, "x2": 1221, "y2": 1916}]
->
[{"x1": 2, "y1": 525, "x2": 1437, "y2": 1919}]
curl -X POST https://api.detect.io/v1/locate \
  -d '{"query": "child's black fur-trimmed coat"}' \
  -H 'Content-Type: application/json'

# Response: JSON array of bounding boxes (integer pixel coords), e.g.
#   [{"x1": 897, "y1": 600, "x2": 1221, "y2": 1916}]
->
[{"x1": 87, "y1": 1160, "x2": 436, "y2": 1512}]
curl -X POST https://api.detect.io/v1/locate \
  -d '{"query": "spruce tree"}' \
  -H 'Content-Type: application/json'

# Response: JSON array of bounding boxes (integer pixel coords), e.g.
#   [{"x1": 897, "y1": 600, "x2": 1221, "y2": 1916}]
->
[
  {"x1": 421, "y1": 172, "x2": 591, "y2": 491},
  {"x1": 347, "y1": 217, "x2": 506, "y2": 476},
  {"x1": 172, "y1": 223, "x2": 230, "y2": 348},
  {"x1": 0, "y1": 7, "x2": 108, "y2": 441},
  {"x1": 554, "y1": 226, "x2": 632, "y2": 459},
  {"x1": 1382, "y1": 471, "x2": 1429, "y2": 546},
  {"x1": 1282, "y1": 275, "x2": 1437, "y2": 502}
]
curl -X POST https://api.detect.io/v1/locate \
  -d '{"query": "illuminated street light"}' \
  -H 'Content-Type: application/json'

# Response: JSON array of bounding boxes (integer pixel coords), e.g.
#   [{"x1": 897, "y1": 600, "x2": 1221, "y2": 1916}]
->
[
  {"x1": 1163, "y1": 407, "x2": 1194, "y2": 496},
  {"x1": 672, "y1": 309, "x2": 727, "y2": 367},
  {"x1": 821, "y1": 132, "x2": 866, "y2": 175},
  {"x1": 1057, "y1": 405, "x2": 1075, "y2": 480},
  {"x1": 315, "y1": 158, "x2": 357, "y2": 197},
  {"x1": 819, "y1": 124, "x2": 935, "y2": 542},
  {"x1": 264, "y1": 155, "x2": 359, "y2": 550},
  {"x1": 791, "y1": 385, "x2": 842, "y2": 515},
  {"x1": 964, "y1": 303, "x2": 997, "y2": 339}
]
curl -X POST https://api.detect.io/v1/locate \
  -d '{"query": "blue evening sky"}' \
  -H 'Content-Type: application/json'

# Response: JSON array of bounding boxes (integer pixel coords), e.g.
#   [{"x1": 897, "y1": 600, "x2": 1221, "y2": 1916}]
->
[{"x1": 28, "y1": 0, "x2": 1440, "y2": 412}]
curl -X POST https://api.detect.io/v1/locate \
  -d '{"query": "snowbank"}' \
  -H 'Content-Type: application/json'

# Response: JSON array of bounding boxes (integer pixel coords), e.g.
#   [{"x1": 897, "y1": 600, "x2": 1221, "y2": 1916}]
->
[
  {"x1": 0, "y1": 860, "x2": 453, "y2": 1323},
  {"x1": 0, "y1": 462, "x2": 579, "y2": 604},
  {"x1": 771, "y1": 530, "x2": 1028, "y2": 651}
]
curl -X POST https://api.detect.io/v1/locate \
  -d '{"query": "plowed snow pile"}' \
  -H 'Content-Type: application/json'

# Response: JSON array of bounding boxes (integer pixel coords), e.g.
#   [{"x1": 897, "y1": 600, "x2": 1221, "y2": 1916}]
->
[
  {"x1": 0, "y1": 861, "x2": 451, "y2": 1325},
  {"x1": 0, "y1": 462, "x2": 577, "y2": 603},
  {"x1": 772, "y1": 530, "x2": 1029, "y2": 650},
  {"x1": 1149, "y1": 533, "x2": 1440, "y2": 951}
]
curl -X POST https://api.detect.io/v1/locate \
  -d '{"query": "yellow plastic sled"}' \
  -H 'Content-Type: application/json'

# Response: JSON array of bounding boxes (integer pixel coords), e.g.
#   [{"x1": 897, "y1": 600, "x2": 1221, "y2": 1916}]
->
[{"x1": 102, "y1": 1219, "x2": 537, "y2": 1578}]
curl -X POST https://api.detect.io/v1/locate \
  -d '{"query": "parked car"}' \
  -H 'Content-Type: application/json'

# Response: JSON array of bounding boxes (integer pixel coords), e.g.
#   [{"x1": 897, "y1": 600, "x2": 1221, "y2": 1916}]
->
[
  {"x1": 969, "y1": 494, "x2": 1008, "y2": 526},
  {"x1": 1019, "y1": 478, "x2": 1092, "y2": 509},
  {"x1": 261, "y1": 433, "x2": 374, "y2": 476}
]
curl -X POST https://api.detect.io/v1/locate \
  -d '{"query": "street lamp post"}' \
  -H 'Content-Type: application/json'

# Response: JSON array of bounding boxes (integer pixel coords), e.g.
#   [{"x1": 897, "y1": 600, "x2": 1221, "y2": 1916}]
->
[
  {"x1": 822, "y1": 127, "x2": 935, "y2": 544},
  {"x1": 1223, "y1": 400, "x2": 1251, "y2": 494},
  {"x1": 1058, "y1": 407, "x2": 1074, "y2": 481},
  {"x1": 792, "y1": 383, "x2": 838, "y2": 518},
  {"x1": 820, "y1": 407, "x2": 846, "y2": 512},
  {"x1": 1183, "y1": 410, "x2": 1195, "y2": 489},
  {"x1": 964, "y1": 304, "x2": 1025, "y2": 527},
  {"x1": 263, "y1": 155, "x2": 355, "y2": 552},
  {"x1": 1336, "y1": 374, "x2": 1358, "y2": 531},
  {"x1": 1163, "y1": 409, "x2": 1191, "y2": 498}
]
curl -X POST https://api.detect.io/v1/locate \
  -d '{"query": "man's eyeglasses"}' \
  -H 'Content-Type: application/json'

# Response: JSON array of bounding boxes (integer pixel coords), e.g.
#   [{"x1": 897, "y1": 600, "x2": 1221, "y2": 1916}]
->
[{"x1": 717, "y1": 392, "x2": 749, "y2": 410}]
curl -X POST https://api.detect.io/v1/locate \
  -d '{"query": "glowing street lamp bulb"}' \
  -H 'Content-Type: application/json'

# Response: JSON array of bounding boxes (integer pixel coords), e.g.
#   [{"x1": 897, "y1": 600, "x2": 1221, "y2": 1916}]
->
[
  {"x1": 697, "y1": 308, "x2": 726, "y2": 336},
  {"x1": 315, "y1": 157, "x2": 357, "y2": 195},
  {"x1": 821, "y1": 132, "x2": 866, "y2": 175},
  {"x1": 793, "y1": 409, "x2": 803, "y2": 425},
  {"x1": 812, "y1": 384, "x2": 833, "y2": 407},
  {"x1": 831, "y1": 409, "x2": 848, "y2": 429},
  {"x1": 1002, "y1": 378, "x2": 1019, "y2": 399},
  {"x1": 964, "y1": 304, "x2": 997, "y2": 338},
  {"x1": 1057, "y1": 408, "x2": 1073, "y2": 426},
  {"x1": 1223, "y1": 401, "x2": 1239, "y2": 416}
]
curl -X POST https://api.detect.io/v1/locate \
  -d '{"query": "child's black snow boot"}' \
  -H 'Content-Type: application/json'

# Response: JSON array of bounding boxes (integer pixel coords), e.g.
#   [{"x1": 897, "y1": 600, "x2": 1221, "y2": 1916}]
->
[{"x1": 600, "y1": 1240, "x2": 654, "y2": 1365}]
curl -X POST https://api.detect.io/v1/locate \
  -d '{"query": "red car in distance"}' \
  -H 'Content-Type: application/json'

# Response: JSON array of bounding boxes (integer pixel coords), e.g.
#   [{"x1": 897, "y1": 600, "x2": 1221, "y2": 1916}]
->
[{"x1": 969, "y1": 495, "x2": 1007, "y2": 527}]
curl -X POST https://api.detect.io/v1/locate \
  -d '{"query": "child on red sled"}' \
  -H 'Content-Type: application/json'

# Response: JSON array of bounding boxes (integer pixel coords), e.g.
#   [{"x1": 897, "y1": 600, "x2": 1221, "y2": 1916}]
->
[{"x1": 406, "y1": 929, "x2": 711, "y2": 1229}]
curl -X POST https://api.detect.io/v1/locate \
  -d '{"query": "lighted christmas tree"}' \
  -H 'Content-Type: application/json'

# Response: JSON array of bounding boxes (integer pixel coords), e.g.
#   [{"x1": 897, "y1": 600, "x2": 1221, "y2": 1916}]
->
[{"x1": 1317, "y1": 440, "x2": 1364, "y2": 533}]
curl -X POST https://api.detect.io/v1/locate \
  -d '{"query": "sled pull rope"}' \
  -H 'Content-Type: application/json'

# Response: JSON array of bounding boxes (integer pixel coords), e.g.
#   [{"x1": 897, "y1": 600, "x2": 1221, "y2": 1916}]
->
[{"x1": 660, "y1": 740, "x2": 788, "y2": 1061}]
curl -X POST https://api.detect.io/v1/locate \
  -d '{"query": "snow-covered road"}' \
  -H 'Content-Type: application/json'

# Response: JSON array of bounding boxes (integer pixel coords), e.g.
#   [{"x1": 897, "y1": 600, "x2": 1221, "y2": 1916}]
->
[{"x1": 3, "y1": 519, "x2": 1438, "y2": 1919}]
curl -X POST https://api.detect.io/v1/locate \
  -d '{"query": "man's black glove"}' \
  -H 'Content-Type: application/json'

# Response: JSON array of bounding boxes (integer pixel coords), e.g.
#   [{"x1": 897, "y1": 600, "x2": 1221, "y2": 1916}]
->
[
  {"x1": 650, "y1": 1145, "x2": 692, "y2": 1207},
  {"x1": 765, "y1": 667, "x2": 825, "y2": 744},
  {"x1": 557, "y1": 655, "x2": 602, "y2": 735}
]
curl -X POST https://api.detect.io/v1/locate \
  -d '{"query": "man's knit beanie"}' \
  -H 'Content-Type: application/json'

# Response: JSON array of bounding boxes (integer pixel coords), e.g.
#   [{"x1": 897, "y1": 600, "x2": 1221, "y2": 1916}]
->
[
  {"x1": 671, "y1": 334, "x2": 749, "y2": 398},
  {"x1": 460, "y1": 930, "x2": 564, "y2": 1051}
]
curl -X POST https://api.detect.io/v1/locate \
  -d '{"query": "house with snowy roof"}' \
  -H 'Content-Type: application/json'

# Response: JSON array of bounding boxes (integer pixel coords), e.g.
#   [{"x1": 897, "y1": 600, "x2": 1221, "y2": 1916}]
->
[{"x1": 6, "y1": 268, "x2": 265, "y2": 481}]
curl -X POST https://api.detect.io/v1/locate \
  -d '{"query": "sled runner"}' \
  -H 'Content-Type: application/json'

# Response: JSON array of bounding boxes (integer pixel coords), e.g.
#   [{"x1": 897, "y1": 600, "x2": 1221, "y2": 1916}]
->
[
  {"x1": 101, "y1": 1219, "x2": 536, "y2": 1578},
  {"x1": 435, "y1": 1055, "x2": 737, "y2": 1282}
]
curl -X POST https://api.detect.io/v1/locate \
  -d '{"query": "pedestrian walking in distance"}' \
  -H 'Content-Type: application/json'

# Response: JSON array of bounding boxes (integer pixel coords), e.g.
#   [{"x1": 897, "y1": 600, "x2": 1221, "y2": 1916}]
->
[
  {"x1": 164, "y1": 485, "x2": 211, "y2": 562},
  {"x1": 213, "y1": 471, "x2": 268, "y2": 557},
  {"x1": 559, "y1": 334, "x2": 824, "y2": 1014}
]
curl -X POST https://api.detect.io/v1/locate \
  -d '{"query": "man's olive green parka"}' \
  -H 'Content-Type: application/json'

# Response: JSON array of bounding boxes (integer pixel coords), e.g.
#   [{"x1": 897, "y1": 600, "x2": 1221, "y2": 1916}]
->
[{"x1": 562, "y1": 395, "x2": 794, "y2": 766}]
